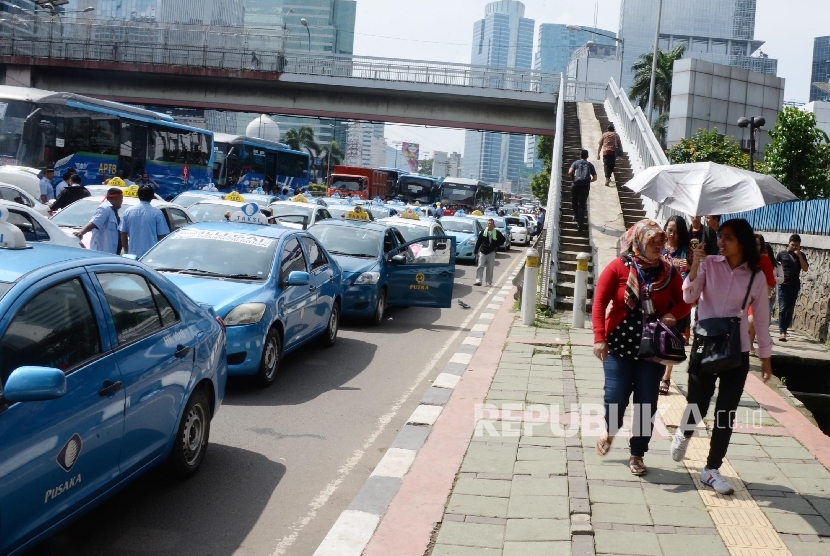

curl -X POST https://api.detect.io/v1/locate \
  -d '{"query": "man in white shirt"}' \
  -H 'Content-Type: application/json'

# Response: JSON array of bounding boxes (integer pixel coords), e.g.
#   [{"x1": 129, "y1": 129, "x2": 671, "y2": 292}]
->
[
  {"x1": 54, "y1": 172, "x2": 72, "y2": 199},
  {"x1": 73, "y1": 188, "x2": 124, "y2": 253}
]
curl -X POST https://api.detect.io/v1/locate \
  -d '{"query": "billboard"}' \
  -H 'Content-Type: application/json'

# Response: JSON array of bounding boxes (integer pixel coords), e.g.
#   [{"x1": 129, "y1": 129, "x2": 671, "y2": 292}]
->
[{"x1": 402, "y1": 142, "x2": 419, "y2": 173}]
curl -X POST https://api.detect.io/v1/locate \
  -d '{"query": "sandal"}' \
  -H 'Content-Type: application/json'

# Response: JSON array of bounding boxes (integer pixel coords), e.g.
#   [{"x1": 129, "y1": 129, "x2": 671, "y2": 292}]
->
[
  {"x1": 659, "y1": 379, "x2": 671, "y2": 396},
  {"x1": 629, "y1": 456, "x2": 647, "y2": 476},
  {"x1": 596, "y1": 431, "x2": 613, "y2": 456}
]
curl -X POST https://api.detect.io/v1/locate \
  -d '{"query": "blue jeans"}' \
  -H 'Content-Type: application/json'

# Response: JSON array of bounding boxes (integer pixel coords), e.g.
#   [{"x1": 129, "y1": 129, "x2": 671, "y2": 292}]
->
[
  {"x1": 778, "y1": 284, "x2": 799, "y2": 335},
  {"x1": 603, "y1": 353, "x2": 665, "y2": 457}
]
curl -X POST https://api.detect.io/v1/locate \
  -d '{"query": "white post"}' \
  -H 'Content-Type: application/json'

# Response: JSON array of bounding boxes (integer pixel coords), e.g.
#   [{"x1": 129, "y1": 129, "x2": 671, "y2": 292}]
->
[
  {"x1": 572, "y1": 253, "x2": 590, "y2": 328},
  {"x1": 521, "y1": 248, "x2": 540, "y2": 326}
]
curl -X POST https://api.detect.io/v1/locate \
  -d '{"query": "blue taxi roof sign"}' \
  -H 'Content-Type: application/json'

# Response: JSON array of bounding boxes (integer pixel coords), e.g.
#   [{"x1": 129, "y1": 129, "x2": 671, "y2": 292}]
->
[
  {"x1": 230, "y1": 203, "x2": 269, "y2": 225},
  {"x1": 0, "y1": 205, "x2": 30, "y2": 249}
]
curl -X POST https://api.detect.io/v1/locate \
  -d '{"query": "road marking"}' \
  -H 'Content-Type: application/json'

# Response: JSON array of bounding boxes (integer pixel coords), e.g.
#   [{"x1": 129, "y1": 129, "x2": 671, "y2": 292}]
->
[
  {"x1": 313, "y1": 511, "x2": 380, "y2": 556},
  {"x1": 370, "y1": 448, "x2": 417, "y2": 478},
  {"x1": 277, "y1": 260, "x2": 521, "y2": 556},
  {"x1": 478, "y1": 313, "x2": 495, "y2": 321},
  {"x1": 472, "y1": 324, "x2": 489, "y2": 332},
  {"x1": 462, "y1": 336, "x2": 482, "y2": 346},
  {"x1": 432, "y1": 373, "x2": 461, "y2": 390},
  {"x1": 449, "y1": 352, "x2": 472, "y2": 365},
  {"x1": 407, "y1": 405, "x2": 443, "y2": 426}
]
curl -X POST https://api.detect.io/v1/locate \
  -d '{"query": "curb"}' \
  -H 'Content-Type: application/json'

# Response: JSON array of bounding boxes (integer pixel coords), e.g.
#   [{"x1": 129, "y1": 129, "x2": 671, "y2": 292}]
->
[{"x1": 313, "y1": 259, "x2": 526, "y2": 556}]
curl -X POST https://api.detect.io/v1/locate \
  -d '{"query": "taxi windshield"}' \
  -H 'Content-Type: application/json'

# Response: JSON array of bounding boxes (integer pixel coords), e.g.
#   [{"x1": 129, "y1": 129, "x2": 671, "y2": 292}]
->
[
  {"x1": 142, "y1": 229, "x2": 278, "y2": 280},
  {"x1": 243, "y1": 194, "x2": 277, "y2": 207},
  {"x1": 309, "y1": 226, "x2": 381, "y2": 258},
  {"x1": 390, "y1": 223, "x2": 431, "y2": 245},
  {"x1": 171, "y1": 193, "x2": 218, "y2": 208},
  {"x1": 188, "y1": 202, "x2": 242, "y2": 223},
  {"x1": 441, "y1": 219, "x2": 476, "y2": 234},
  {"x1": 330, "y1": 179, "x2": 363, "y2": 192},
  {"x1": 269, "y1": 204, "x2": 314, "y2": 224},
  {"x1": 50, "y1": 199, "x2": 100, "y2": 228}
]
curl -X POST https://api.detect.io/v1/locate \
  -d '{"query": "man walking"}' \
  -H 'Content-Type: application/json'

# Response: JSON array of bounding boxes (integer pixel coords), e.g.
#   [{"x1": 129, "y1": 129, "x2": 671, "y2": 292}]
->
[
  {"x1": 74, "y1": 188, "x2": 124, "y2": 254},
  {"x1": 776, "y1": 234, "x2": 809, "y2": 342},
  {"x1": 535, "y1": 208, "x2": 546, "y2": 237},
  {"x1": 39, "y1": 167, "x2": 55, "y2": 204},
  {"x1": 597, "y1": 123, "x2": 622, "y2": 187},
  {"x1": 567, "y1": 150, "x2": 597, "y2": 233},
  {"x1": 51, "y1": 175, "x2": 90, "y2": 212},
  {"x1": 55, "y1": 172, "x2": 72, "y2": 200},
  {"x1": 120, "y1": 185, "x2": 170, "y2": 258},
  {"x1": 474, "y1": 218, "x2": 505, "y2": 287}
]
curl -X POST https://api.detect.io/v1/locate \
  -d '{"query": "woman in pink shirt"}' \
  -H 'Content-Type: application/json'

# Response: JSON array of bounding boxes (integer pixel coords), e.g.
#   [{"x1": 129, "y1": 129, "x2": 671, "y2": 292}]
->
[{"x1": 669, "y1": 219, "x2": 773, "y2": 496}]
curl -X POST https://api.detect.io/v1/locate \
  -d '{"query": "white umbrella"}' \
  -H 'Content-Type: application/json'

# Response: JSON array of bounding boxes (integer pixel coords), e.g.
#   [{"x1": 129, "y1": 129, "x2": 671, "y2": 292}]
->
[{"x1": 623, "y1": 162, "x2": 798, "y2": 216}]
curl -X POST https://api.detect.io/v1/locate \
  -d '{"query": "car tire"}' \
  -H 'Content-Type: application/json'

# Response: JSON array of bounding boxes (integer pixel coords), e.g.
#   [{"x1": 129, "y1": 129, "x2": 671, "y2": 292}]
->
[
  {"x1": 168, "y1": 388, "x2": 211, "y2": 479},
  {"x1": 371, "y1": 290, "x2": 386, "y2": 326},
  {"x1": 256, "y1": 328, "x2": 282, "y2": 388},
  {"x1": 322, "y1": 301, "x2": 340, "y2": 347}
]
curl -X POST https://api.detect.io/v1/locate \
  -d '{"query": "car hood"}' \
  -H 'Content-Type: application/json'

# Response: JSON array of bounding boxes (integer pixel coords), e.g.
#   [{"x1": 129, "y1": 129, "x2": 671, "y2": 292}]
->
[
  {"x1": 163, "y1": 274, "x2": 265, "y2": 316},
  {"x1": 445, "y1": 230, "x2": 475, "y2": 244},
  {"x1": 330, "y1": 255, "x2": 379, "y2": 282}
]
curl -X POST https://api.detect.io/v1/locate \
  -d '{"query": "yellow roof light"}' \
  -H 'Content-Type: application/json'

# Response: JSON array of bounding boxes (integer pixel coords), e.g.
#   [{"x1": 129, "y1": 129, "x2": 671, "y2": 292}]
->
[{"x1": 224, "y1": 191, "x2": 246, "y2": 202}]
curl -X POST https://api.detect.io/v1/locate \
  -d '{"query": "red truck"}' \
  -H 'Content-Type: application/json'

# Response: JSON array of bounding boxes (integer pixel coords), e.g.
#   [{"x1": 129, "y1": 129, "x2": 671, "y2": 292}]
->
[{"x1": 327, "y1": 166, "x2": 390, "y2": 200}]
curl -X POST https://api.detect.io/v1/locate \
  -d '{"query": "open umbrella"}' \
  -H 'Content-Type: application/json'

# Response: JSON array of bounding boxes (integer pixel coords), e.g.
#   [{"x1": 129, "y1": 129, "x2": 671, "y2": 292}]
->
[{"x1": 624, "y1": 162, "x2": 797, "y2": 216}]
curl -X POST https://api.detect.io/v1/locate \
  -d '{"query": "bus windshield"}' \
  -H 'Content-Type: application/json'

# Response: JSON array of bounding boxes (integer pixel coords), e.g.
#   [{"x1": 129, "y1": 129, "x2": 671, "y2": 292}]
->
[
  {"x1": 0, "y1": 100, "x2": 34, "y2": 163},
  {"x1": 442, "y1": 183, "x2": 476, "y2": 207},
  {"x1": 330, "y1": 178, "x2": 364, "y2": 192},
  {"x1": 217, "y1": 141, "x2": 310, "y2": 193},
  {"x1": 399, "y1": 177, "x2": 434, "y2": 203}
]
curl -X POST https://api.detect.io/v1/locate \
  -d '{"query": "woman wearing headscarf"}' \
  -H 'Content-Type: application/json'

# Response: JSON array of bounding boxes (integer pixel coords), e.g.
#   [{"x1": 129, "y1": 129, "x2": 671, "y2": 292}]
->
[{"x1": 592, "y1": 220, "x2": 691, "y2": 475}]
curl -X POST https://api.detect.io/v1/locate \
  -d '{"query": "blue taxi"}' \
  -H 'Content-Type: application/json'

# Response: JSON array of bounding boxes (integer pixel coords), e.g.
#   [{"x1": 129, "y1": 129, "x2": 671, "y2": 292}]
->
[
  {"x1": 439, "y1": 216, "x2": 484, "y2": 263},
  {"x1": 309, "y1": 214, "x2": 456, "y2": 326},
  {"x1": 0, "y1": 210, "x2": 227, "y2": 556},
  {"x1": 140, "y1": 205, "x2": 343, "y2": 387}
]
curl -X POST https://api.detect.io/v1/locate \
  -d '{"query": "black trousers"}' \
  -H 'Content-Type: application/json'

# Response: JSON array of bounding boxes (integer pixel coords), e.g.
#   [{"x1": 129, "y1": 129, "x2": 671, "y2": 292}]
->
[
  {"x1": 680, "y1": 353, "x2": 750, "y2": 470},
  {"x1": 602, "y1": 154, "x2": 616, "y2": 179},
  {"x1": 778, "y1": 284, "x2": 799, "y2": 334},
  {"x1": 571, "y1": 184, "x2": 590, "y2": 230}
]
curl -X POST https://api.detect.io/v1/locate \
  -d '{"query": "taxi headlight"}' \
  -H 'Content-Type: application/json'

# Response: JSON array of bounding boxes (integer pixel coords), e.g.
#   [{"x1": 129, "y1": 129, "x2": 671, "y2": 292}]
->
[
  {"x1": 464, "y1": 238, "x2": 476, "y2": 245},
  {"x1": 354, "y1": 271, "x2": 381, "y2": 285},
  {"x1": 224, "y1": 303, "x2": 267, "y2": 326}
]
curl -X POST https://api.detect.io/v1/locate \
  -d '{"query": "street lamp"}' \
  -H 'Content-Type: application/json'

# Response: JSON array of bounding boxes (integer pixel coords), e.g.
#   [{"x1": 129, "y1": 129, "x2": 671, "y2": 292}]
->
[
  {"x1": 565, "y1": 24, "x2": 625, "y2": 86},
  {"x1": 737, "y1": 116, "x2": 765, "y2": 172},
  {"x1": 300, "y1": 18, "x2": 311, "y2": 52},
  {"x1": 646, "y1": 0, "x2": 664, "y2": 124}
]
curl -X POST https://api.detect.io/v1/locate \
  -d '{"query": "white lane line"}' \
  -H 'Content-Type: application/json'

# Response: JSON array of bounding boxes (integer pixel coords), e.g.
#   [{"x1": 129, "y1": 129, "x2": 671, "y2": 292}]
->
[
  {"x1": 370, "y1": 448, "x2": 417, "y2": 478},
  {"x1": 274, "y1": 256, "x2": 524, "y2": 556},
  {"x1": 478, "y1": 313, "x2": 495, "y2": 321},
  {"x1": 487, "y1": 303, "x2": 501, "y2": 310},
  {"x1": 407, "y1": 404, "x2": 443, "y2": 426},
  {"x1": 432, "y1": 373, "x2": 461, "y2": 390},
  {"x1": 314, "y1": 511, "x2": 380, "y2": 556}
]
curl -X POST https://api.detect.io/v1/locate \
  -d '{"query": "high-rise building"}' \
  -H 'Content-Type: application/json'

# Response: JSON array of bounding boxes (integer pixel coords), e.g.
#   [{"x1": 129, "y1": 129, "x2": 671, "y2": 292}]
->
[
  {"x1": 809, "y1": 36, "x2": 830, "y2": 102},
  {"x1": 243, "y1": 0, "x2": 355, "y2": 54},
  {"x1": 618, "y1": 0, "x2": 777, "y2": 92},
  {"x1": 463, "y1": 1, "x2": 534, "y2": 184},
  {"x1": 533, "y1": 24, "x2": 617, "y2": 74},
  {"x1": 345, "y1": 122, "x2": 384, "y2": 168}
]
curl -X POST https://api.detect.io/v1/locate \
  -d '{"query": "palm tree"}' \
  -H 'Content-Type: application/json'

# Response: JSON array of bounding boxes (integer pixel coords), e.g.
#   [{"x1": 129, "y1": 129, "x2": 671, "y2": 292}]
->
[
  {"x1": 319, "y1": 140, "x2": 345, "y2": 180},
  {"x1": 652, "y1": 112, "x2": 670, "y2": 149},
  {"x1": 283, "y1": 125, "x2": 320, "y2": 179},
  {"x1": 629, "y1": 44, "x2": 687, "y2": 117}
]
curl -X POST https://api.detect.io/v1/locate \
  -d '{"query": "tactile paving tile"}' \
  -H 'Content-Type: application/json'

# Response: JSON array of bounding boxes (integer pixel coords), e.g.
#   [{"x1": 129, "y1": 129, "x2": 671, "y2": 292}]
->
[
  {"x1": 729, "y1": 548, "x2": 792, "y2": 556},
  {"x1": 709, "y1": 508, "x2": 773, "y2": 528},
  {"x1": 717, "y1": 525, "x2": 788, "y2": 550}
]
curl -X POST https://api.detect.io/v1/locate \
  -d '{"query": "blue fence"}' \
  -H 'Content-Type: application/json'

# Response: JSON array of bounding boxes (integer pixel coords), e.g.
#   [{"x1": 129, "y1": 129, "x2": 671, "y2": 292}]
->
[{"x1": 724, "y1": 199, "x2": 830, "y2": 237}]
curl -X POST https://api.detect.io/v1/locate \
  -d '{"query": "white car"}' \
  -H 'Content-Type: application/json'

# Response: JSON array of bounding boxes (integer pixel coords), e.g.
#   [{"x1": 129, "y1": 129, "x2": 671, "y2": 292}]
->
[
  {"x1": 51, "y1": 197, "x2": 193, "y2": 249},
  {"x1": 0, "y1": 200, "x2": 82, "y2": 248},
  {"x1": 505, "y1": 215, "x2": 530, "y2": 246},
  {"x1": 523, "y1": 214, "x2": 538, "y2": 234},
  {"x1": 377, "y1": 215, "x2": 450, "y2": 260},
  {"x1": 0, "y1": 165, "x2": 43, "y2": 201},
  {"x1": 0, "y1": 182, "x2": 50, "y2": 216},
  {"x1": 267, "y1": 200, "x2": 334, "y2": 229}
]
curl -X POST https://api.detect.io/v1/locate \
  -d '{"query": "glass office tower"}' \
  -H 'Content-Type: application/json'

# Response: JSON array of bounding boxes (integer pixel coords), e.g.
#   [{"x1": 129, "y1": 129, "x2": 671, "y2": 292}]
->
[
  {"x1": 810, "y1": 37, "x2": 830, "y2": 102},
  {"x1": 619, "y1": 0, "x2": 777, "y2": 92},
  {"x1": 533, "y1": 24, "x2": 617, "y2": 74}
]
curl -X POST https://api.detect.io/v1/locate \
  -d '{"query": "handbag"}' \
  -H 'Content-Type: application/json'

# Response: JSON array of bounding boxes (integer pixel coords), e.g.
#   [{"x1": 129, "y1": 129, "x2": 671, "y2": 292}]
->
[
  {"x1": 631, "y1": 261, "x2": 687, "y2": 365},
  {"x1": 690, "y1": 271, "x2": 757, "y2": 375}
]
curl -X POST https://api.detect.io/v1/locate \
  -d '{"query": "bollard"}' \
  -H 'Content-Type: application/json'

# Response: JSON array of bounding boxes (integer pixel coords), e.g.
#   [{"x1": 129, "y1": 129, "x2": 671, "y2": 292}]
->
[
  {"x1": 521, "y1": 248, "x2": 540, "y2": 325},
  {"x1": 572, "y1": 252, "x2": 590, "y2": 328}
]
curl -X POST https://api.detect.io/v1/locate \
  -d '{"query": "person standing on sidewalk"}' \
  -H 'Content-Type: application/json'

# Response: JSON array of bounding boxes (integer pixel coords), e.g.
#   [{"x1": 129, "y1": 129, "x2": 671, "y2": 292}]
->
[
  {"x1": 597, "y1": 123, "x2": 622, "y2": 187},
  {"x1": 473, "y1": 218, "x2": 505, "y2": 287},
  {"x1": 535, "y1": 208, "x2": 546, "y2": 237},
  {"x1": 567, "y1": 150, "x2": 597, "y2": 234},
  {"x1": 776, "y1": 234, "x2": 808, "y2": 342},
  {"x1": 659, "y1": 215, "x2": 693, "y2": 395},
  {"x1": 748, "y1": 234, "x2": 781, "y2": 356},
  {"x1": 592, "y1": 220, "x2": 690, "y2": 476},
  {"x1": 670, "y1": 219, "x2": 773, "y2": 495}
]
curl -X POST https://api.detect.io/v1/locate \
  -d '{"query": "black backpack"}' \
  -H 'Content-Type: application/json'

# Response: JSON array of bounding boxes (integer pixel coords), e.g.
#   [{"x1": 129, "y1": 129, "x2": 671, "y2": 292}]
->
[{"x1": 573, "y1": 160, "x2": 592, "y2": 184}]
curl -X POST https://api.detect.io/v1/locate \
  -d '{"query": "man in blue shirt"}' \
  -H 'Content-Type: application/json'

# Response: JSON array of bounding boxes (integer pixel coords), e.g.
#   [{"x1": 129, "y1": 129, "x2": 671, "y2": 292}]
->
[
  {"x1": 74, "y1": 188, "x2": 124, "y2": 253},
  {"x1": 119, "y1": 185, "x2": 170, "y2": 258},
  {"x1": 39, "y1": 167, "x2": 55, "y2": 203}
]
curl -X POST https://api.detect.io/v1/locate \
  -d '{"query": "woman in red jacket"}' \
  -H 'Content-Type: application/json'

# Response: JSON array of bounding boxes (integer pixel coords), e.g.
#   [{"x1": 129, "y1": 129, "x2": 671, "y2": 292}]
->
[{"x1": 592, "y1": 219, "x2": 691, "y2": 475}]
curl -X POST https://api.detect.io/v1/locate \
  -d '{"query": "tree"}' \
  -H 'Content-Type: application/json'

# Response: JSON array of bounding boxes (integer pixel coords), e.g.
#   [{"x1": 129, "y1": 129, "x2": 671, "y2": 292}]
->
[
  {"x1": 528, "y1": 135, "x2": 554, "y2": 205},
  {"x1": 764, "y1": 107, "x2": 830, "y2": 199},
  {"x1": 418, "y1": 158, "x2": 433, "y2": 175},
  {"x1": 667, "y1": 127, "x2": 763, "y2": 171},
  {"x1": 284, "y1": 126, "x2": 320, "y2": 177},
  {"x1": 652, "y1": 112, "x2": 669, "y2": 150},
  {"x1": 629, "y1": 45, "x2": 687, "y2": 116},
  {"x1": 319, "y1": 140, "x2": 345, "y2": 180}
]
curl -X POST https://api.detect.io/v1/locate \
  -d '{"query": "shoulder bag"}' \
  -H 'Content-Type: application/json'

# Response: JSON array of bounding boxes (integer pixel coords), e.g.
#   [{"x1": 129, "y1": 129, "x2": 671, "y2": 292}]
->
[
  {"x1": 633, "y1": 262, "x2": 688, "y2": 365},
  {"x1": 690, "y1": 271, "x2": 757, "y2": 375}
]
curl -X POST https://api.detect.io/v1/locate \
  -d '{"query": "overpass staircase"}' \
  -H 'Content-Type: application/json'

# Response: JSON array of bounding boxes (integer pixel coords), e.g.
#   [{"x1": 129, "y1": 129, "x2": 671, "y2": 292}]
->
[{"x1": 553, "y1": 102, "x2": 593, "y2": 311}]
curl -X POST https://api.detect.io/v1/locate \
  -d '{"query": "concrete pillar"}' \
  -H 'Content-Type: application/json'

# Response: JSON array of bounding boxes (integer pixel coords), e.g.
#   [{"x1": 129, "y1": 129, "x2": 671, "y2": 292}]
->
[{"x1": 3, "y1": 65, "x2": 32, "y2": 87}]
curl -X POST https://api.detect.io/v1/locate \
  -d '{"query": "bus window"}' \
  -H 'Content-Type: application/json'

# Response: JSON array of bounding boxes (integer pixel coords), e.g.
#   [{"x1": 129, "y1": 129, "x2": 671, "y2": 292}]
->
[
  {"x1": 242, "y1": 145, "x2": 266, "y2": 174},
  {"x1": 277, "y1": 151, "x2": 308, "y2": 178},
  {"x1": 119, "y1": 122, "x2": 148, "y2": 178},
  {"x1": 0, "y1": 100, "x2": 32, "y2": 160},
  {"x1": 89, "y1": 118, "x2": 118, "y2": 156}
]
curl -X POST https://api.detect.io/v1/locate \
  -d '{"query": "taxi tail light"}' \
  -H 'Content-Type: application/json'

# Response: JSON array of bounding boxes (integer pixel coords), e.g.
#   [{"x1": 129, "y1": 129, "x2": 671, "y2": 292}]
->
[{"x1": 216, "y1": 316, "x2": 226, "y2": 332}]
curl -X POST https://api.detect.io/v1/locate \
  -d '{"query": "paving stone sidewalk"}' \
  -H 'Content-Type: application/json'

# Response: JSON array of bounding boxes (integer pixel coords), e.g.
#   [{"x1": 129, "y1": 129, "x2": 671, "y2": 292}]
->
[{"x1": 428, "y1": 313, "x2": 830, "y2": 556}]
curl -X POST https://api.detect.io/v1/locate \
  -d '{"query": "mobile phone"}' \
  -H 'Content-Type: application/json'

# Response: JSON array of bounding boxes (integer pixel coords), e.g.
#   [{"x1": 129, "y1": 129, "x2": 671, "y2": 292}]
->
[{"x1": 690, "y1": 239, "x2": 700, "y2": 250}]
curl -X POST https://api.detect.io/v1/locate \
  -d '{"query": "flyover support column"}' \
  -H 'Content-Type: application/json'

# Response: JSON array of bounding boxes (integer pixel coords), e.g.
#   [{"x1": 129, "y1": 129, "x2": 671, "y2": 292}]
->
[{"x1": 2, "y1": 65, "x2": 32, "y2": 87}]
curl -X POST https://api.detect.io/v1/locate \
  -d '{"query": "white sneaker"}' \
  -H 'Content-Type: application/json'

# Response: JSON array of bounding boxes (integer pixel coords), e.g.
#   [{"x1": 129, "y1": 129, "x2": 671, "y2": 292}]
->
[
  {"x1": 700, "y1": 467, "x2": 734, "y2": 495},
  {"x1": 670, "y1": 430, "x2": 690, "y2": 462}
]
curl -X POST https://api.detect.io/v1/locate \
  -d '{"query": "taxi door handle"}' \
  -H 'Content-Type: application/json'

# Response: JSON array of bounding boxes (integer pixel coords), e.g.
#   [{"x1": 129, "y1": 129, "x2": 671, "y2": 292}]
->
[
  {"x1": 439, "y1": 271, "x2": 454, "y2": 277},
  {"x1": 99, "y1": 380, "x2": 123, "y2": 397},
  {"x1": 309, "y1": 285, "x2": 317, "y2": 292},
  {"x1": 175, "y1": 345, "x2": 191, "y2": 358}
]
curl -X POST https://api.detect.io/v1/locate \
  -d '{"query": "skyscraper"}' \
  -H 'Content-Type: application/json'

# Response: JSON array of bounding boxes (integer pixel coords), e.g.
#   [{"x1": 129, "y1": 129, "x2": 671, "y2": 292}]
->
[
  {"x1": 809, "y1": 37, "x2": 830, "y2": 103},
  {"x1": 533, "y1": 24, "x2": 617, "y2": 74},
  {"x1": 243, "y1": 0, "x2": 355, "y2": 54},
  {"x1": 463, "y1": 1, "x2": 534, "y2": 184},
  {"x1": 618, "y1": 0, "x2": 777, "y2": 92}
]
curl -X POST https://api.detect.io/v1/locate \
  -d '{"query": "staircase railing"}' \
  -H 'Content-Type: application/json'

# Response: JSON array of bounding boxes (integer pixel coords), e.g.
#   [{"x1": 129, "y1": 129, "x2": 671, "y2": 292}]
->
[{"x1": 542, "y1": 73, "x2": 566, "y2": 308}]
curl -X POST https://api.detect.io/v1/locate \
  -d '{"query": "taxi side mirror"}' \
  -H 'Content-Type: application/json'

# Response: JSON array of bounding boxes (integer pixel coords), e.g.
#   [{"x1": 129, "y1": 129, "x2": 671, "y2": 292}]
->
[
  {"x1": 435, "y1": 241, "x2": 448, "y2": 250},
  {"x1": 3, "y1": 366, "x2": 67, "y2": 402},
  {"x1": 286, "y1": 271, "x2": 310, "y2": 286},
  {"x1": 389, "y1": 254, "x2": 407, "y2": 265}
]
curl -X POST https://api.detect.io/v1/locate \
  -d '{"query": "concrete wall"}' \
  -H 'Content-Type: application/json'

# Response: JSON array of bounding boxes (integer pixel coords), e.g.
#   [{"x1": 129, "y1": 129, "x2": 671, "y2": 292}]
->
[
  {"x1": 803, "y1": 101, "x2": 830, "y2": 138},
  {"x1": 667, "y1": 58, "x2": 785, "y2": 154}
]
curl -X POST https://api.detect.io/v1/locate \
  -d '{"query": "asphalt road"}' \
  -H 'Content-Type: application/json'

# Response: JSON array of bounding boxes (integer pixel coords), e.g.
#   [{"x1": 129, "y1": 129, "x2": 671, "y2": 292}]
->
[{"x1": 26, "y1": 247, "x2": 525, "y2": 556}]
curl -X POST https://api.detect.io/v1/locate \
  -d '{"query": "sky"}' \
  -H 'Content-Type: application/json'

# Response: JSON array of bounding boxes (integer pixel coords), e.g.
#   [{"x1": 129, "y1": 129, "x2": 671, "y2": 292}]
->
[{"x1": 350, "y1": 0, "x2": 826, "y2": 157}]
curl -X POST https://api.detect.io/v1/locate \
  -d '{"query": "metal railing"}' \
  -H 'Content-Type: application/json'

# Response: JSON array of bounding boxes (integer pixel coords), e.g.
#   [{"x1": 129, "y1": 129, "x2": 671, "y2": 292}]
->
[
  {"x1": 542, "y1": 73, "x2": 566, "y2": 308},
  {"x1": 724, "y1": 198, "x2": 830, "y2": 237},
  {"x1": 562, "y1": 80, "x2": 607, "y2": 103},
  {"x1": 0, "y1": 18, "x2": 561, "y2": 94}
]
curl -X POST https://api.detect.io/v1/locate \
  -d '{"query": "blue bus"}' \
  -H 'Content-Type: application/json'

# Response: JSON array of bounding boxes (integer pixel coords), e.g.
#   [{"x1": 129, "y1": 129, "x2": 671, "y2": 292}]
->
[
  {"x1": 212, "y1": 133, "x2": 311, "y2": 194},
  {"x1": 0, "y1": 85, "x2": 214, "y2": 199}
]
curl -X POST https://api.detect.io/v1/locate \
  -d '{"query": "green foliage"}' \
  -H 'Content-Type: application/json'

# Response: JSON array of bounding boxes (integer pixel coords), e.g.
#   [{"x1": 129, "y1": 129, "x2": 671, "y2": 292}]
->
[
  {"x1": 284, "y1": 126, "x2": 320, "y2": 176},
  {"x1": 629, "y1": 45, "x2": 687, "y2": 115},
  {"x1": 667, "y1": 127, "x2": 764, "y2": 171},
  {"x1": 652, "y1": 112, "x2": 669, "y2": 149},
  {"x1": 308, "y1": 183, "x2": 327, "y2": 192},
  {"x1": 764, "y1": 107, "x2": 830, "y2": 199},
  {"x1": 528, "y1": 135, "x2": 554, "y2": 205},
  {"x1": 319, "y1": 140, "x2": 345, "y2": 179},
  {"x1": 536, "y1": 135, "x2": 553, "y2": 168},
  {"x1": 418, "y1": 158, "x2": 434, "y2": 175}
]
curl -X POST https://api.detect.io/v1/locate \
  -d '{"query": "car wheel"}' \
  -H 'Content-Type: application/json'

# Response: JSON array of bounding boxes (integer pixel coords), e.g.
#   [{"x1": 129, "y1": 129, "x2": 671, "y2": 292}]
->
[
  {"x1": 168, "y1": 388, "x2": 211, "y2": 479},
  {"x1": 256, "y1": 328, "x2": 281, "y2": 388},
  {"x1": 371, "y1": 289, "x2": 386, "y2": 326},
  {"x1": 322, "y1": 302, "x2": 340, "y2": 347}
]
